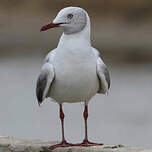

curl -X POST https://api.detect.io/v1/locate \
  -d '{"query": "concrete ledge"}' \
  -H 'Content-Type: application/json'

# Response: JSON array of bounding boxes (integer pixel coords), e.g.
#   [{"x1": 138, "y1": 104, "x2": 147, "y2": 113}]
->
[{"x1": 0, "y1": 136, "x2": 151, "y2": 152}]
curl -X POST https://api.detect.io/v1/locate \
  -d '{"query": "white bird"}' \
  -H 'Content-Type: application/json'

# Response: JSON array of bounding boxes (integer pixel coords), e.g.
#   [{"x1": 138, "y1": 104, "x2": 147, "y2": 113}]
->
[{"x1": 36, "y1": 7, "x2": 110, "y2": 150}]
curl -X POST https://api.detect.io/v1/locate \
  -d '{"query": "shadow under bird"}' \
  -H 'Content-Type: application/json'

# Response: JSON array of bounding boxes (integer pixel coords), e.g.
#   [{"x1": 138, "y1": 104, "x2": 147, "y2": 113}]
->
[{"x1": 36, "y1": 6, "x2": 110, "y2": 150}]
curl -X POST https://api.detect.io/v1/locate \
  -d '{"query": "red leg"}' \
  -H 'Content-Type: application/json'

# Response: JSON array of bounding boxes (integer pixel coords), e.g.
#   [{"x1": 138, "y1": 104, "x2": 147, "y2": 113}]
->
[
  {"x1": 49, "y1": 104, "x2": 74, "y2": 150},
  {"x1": 73, "y1": 104, "x2": 103, "y2": 147},
  {"x1": 60, "y1": 104, "x2": 66, "y2": 142}
]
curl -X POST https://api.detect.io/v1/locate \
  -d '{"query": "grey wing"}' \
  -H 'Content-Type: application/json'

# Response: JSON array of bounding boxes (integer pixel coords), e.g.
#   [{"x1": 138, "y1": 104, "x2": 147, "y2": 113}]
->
[
  {"x1": 36, "y1": 62, "x2": 54, "y2": 105},
  {"x1": 92, "y1": 47, "x2": 110, "y2": 94}
]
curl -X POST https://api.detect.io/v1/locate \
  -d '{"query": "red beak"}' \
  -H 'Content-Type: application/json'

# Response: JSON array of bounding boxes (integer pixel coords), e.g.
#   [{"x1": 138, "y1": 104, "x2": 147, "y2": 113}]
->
[{"x1": 40, "y1": 22, "x2": 63, "y2": 31}]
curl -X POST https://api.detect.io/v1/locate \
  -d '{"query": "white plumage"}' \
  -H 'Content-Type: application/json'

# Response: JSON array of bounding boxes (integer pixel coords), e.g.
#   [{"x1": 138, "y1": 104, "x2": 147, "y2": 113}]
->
[
  {"x1": 36, "y1": 7, "x2": 110, "y2": 149},
  {"x1": 36, "y1": 7, "x2": 110, "y2": 104}
]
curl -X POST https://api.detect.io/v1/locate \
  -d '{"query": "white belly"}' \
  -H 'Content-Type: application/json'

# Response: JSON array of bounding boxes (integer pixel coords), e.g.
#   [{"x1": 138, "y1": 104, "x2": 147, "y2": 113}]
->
[{"x1": 49, "y1": 50, "x2": 99, "y2": 103}]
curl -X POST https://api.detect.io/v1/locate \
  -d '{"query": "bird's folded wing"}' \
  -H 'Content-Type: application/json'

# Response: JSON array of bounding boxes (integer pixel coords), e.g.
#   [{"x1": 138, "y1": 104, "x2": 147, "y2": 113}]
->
[
  {"x1": 96, "y1": 56, "x2": 110, "y2": 94},
  {"x1": 36, "y1": 62, "x2": 54, "y2": 105}
]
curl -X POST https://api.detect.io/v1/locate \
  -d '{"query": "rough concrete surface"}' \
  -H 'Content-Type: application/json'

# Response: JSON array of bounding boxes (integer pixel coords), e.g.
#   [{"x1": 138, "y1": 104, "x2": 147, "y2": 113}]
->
[{"x1": 0, "y1": 136, "x2": 151, "y2": 152}]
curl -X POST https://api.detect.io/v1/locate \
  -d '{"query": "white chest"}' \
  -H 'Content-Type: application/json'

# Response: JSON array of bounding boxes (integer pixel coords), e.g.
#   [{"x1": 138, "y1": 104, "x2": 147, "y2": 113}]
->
[{"x1": 50, "y1": 48, "x2": 99, "y2": 103}]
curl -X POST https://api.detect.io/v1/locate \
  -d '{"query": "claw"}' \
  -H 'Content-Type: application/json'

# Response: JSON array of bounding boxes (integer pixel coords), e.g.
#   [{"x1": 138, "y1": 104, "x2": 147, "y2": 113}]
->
[
  {"x1": 73, "y1": 139, "x2": 103, "y2": 147},
  {"x1": 49, "y1": 140, "x2": 74, "y2": 150}
]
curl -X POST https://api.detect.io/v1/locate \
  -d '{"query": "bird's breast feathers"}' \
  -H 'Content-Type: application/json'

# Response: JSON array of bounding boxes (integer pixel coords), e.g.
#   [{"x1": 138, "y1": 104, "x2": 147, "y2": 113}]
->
[{"x1": 49, "y1": 49, "x2": 99, "y2": 102}]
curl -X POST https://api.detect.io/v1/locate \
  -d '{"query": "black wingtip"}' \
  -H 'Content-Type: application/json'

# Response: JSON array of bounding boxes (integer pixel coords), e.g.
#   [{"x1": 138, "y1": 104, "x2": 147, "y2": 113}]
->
[
  {"x1": 38, "y1": 101, "x2": 41, "y2": 107},
  {"x1": 36, "y1": 98, "x2": 42, "y2": 107},
  {"x1": 36, "y1": 73, "x2": 47, "y2": 107},
  {"x1": 36, "y1": 91, "x2": 42, "y2": 106}
]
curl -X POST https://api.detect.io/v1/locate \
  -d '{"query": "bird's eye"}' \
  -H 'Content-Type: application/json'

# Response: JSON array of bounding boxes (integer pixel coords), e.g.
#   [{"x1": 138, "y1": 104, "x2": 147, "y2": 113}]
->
[{"x1": 67, "y1": 14, "x2": 73, "y2": 19}]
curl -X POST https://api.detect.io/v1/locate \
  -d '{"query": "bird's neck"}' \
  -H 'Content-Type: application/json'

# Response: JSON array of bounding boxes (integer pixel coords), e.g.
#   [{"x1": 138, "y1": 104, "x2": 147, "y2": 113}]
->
[{"x1": 57, "y1": 14, "x2": 91, "y2": 49}]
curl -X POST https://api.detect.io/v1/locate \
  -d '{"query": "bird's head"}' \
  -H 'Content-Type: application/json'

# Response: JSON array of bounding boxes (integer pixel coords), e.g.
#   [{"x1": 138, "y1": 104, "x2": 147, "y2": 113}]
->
[{"x1": 40, "y1": 7, "x2": 88, "y2": 34}]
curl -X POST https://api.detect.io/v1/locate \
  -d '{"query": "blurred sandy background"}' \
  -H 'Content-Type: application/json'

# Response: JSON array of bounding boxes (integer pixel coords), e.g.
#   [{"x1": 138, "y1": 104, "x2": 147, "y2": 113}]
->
[{"x1": 0, "y1": 0, "x2": 152, "y2": 148}]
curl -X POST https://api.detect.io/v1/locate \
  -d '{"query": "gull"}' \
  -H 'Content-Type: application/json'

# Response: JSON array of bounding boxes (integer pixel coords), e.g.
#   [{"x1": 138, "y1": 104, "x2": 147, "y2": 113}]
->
[{"x1": 36, "y1": 7, "x2": 110, "y2": 150}]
